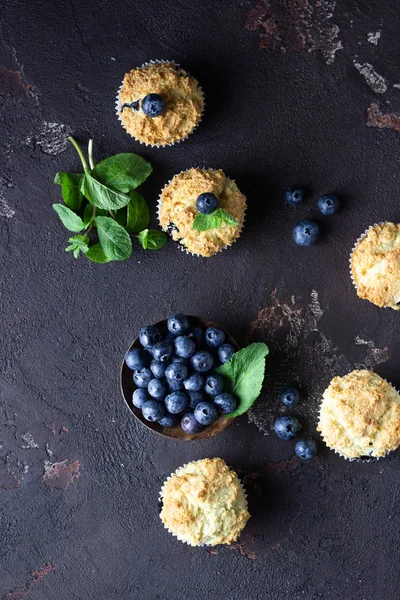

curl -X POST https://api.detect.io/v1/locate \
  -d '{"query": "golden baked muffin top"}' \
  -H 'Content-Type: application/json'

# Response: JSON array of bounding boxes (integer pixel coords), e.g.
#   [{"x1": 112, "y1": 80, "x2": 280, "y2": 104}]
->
[
  {"x1": 119, "y1": 62, "x2": 204, "y2": 146},
  {"x1": 160, "y1": 458, "x2": 250, "y2": 546},
  {"x1": 159, "y1": 168, "x2": 246, "y2": 257},
  {"x1": 317, "y1": 370, "x2": 400, "y2": 459},
  {"x1": 351, "y1": 222, "x2": 400, "y2": 309}
]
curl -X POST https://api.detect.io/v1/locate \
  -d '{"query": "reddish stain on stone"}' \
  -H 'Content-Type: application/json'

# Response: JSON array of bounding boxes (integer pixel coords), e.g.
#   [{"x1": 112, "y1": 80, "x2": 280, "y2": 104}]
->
[
  {"x1": 6, "y1": 563, "x2": 54, "y2": 599},
  {"x1": 229, "y1": 542, "x2": 257, "y2": 560},
  {"x1": 207, "y1": 548, "x2": 218, "y2": 555},
  {"x1": 264, "y1": 454, "x2": 300, "y2": 476},
  {"x1": 60, "y1": 425, "x2": 69, "y2": 433},
  {"x1": 0, "y1": 458, "x2": 21, "y2": 490},
  {"x1": 0, "y1": 67, "x2": 37, "y2": 100},
  {"x1": 43, "y1": 459, "x2": 80, "y2": 489},
  {"x1": 44, "y1": 422, "x2": 56, "y2": 434},
  {"x1": 366, "y1": 103, "x2": 400, "y2": 133}
]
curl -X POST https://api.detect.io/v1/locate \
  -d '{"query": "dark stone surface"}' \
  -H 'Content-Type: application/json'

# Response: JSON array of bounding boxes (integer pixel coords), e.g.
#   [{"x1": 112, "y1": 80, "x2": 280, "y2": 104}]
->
[{"x1": 1, "y1": 1, "x2": 400, "y2": 598}]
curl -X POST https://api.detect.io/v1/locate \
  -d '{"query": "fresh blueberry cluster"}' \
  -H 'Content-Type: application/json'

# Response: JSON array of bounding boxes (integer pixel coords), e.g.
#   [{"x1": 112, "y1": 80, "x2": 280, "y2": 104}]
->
[
  {"x1": 125, "y1": 313, "x2": 238, "y2": 435},
  {"x1": 273, "y1": 386, "x2": 317, "y2": 460},
  {"x1": 285, "y1": 187, "x2": 340, "y2": 246}
]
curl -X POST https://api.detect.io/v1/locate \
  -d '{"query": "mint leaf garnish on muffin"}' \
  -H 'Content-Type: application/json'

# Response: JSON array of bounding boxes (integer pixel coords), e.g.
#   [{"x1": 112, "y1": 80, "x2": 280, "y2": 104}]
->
[
  {"x1": 192, "y1": 208, "x2": 239, "y2": 231},
  {"x1": 216, "y1": 342, "x2": 269, "y2": 418},
  {"x1": 53, "y1": 138, "x2": 167, "y2": 263}
]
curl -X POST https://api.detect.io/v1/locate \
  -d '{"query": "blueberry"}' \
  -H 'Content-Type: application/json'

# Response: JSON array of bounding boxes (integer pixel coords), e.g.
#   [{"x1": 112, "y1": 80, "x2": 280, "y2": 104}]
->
[
  {"x1": 218, "y1": 343, "x2": 235, "y2": 364},
  {"x1": 318, "y1": 194, "x2": 339, "y2": 216},
  {"x1": 142, "y1": 400, "x2": 166, "y2": 422},
  {"x1": 285, "y1": 187, "x2": 304, "y2": 206},
  {"x1": 172, "y1": 356, "x2": 190, "y2": 367},
  {"x1": 165, "y1": 391, "x2": 189, "y2": 414},
  {"x1": 167, "y1": 313, "x2": 191, "y2": 336},
  {"x1": 152, "y1": 341, "x2": 173, "y2": 363},
  {"x1": 274, "y1": 416, "x2": 302, "y2": 440},
  {"x1": 133, "y1": 367, "x2": 153, "y2": 388},
  {"x1": 181, "y1": 412, "x2": 203, "y2": 434},
  {"x1": 205, "y1": 327, "x2": 226, "y2": 348},
  {"x1": 148, "y1": 378, "x2": 168, "y2": 400},
  {"x1": 168, "y1": 380, "x2": 185, "y2": 391},
  {"x1": 132, "y1": 388, "x2": 149, "y2": 409},
  {"x1": 204, "y1": 374, "x2": 224, "y2": 396},
  {"x1": 159, "y1": 414, "x2": 178, "y2": 428},
  {"x1": 191, "y1": 351, "x2": 214, "y2": 373},
  {"x1": 214, "y1": 393, "x2": 237, "y2": 414},
  {"x1": 196, "y1": 192, "x2": 218, "y2": 215},
  {"x1": 295, "y1": 438, "x2": 317, "y2": 460},
  {"x1": 293, "y1": 220, "x2": 320, "y2": 246},
  {"x1": 188, "y1": 390, "x2": 205, "y2": 408},
  {"x1": 189, "y1": 325, "x2": 204, "y2": 346},
  {"x1": 194, "y1": 401, "x2": 218, "y2": 425},
  {"x1": 141, "y1": 93, "x2": 165, "y2": 117},
  {"x1": 150, "y1": 359, "x2": 167, "y2": 379},
  {"x1": 139, "y1": 325, "x2": 162, "y2": 349},
  {"x1": 174, "y1": 336, "x2": 196, "y2": 359},
  {"x1": 125, "y1": 348, "x2": 148, "y2": 371},
  {"x1": 279, "y1": 387, "x2": 301, "y2": 409},
  {"x1": 165, "y1": 362, "x2": 189, "y2": 383},
  {"x1": 184, "y1": 373, "x2": 204, "y2": 392}
]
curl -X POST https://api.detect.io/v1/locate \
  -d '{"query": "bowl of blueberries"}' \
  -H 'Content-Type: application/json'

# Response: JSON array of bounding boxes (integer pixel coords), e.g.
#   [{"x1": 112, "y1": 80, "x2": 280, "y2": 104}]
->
[{"x1": 120, "y1": 313, "x2": 239, "y2": 440}]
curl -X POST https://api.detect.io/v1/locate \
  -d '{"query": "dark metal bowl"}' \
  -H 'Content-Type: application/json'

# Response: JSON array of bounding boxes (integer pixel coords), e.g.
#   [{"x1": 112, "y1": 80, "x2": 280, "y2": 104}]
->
[{"x1": 120, "y1": 316, "x2": 239, "y2": 440}]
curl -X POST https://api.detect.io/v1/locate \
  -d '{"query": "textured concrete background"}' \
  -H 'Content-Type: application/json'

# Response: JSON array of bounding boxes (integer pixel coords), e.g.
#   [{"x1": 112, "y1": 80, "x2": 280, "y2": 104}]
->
[{"x1": 1, "y1": 1, "x2": 400, "y2": 598}]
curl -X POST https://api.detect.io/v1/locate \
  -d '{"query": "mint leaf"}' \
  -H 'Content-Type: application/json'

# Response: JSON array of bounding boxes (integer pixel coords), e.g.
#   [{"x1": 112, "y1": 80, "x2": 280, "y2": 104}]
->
[
  {"x1": 65, "y1": 234, "x2": 89, "y2": 259},
  {"x1": 192, "y1": 208, "x2": 239, "y2": 231},
  {"x1": 53, "y1": 204, "x2": 85, "y2": 232},
  {"x1": 95, "y1": 216, "x2": 132, "y2": 261},
  {"x1": 137, "y1": 229, "x2": 167, "y2": 250},
  {"x1": 54, "y1": 172, "x2": 83, "y2": 210},
  {"x1": 90, "y1": 153, "x2": 152, "y2": 193},
  {"x1": 126, "y1": 191, "x2": 150, "y2": 233},
  {"x1": 216, "y1": 342, "x2": 269, "y2": 418},
  {"x1": 83, "y1": 204, "x2": 107, "y2": 227},
  {"x1": 86, "y1": 243, "x2": 111, "y2": 263},
  {"x1": 81, "y1": 174, "x2": 130, "y2": 211}
]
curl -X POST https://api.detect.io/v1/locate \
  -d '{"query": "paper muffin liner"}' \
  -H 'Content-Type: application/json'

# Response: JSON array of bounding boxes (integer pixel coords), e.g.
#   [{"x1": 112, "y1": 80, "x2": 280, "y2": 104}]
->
[
  {"x1": 317, "y1": 375, "x2": 400, "y2": 462},
  {"x1": 157, "y1": 168, "x2": 247, "y2": 258},
  {"x1": 159, "y1": 460, "x2": 248, "y2": 547},
  {"x1": 115, "y1": 59, "x2": 205, "y2": 148}
]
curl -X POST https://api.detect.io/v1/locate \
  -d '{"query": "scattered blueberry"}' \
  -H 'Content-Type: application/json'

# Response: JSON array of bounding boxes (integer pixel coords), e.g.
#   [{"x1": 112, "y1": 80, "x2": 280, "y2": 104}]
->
[
  {"x1": 168, "y1": 313, "x2": 191, "y2": 336},
  {"x1": 318, "y1": 194, "x2": 339, "y2": 216},
  {"x1": 189, "y1": 326, "x2": 204, "y2": 346},
  {"x1": 196, "y1": 192, "x2": 218, "y2": 215},
  {"x1": 132, "y1": 388, "x2": 149, "y2": 409},
  {"x1": 139, "y1": 325, "x2": 161, "y2": 349},
  {"x1": 165, "y1": 362, "x2": 189, "y2": 383},
  {"x1": 148, "y1": 378, "x2": 168, "y2": 400},
  {"x1": 274, "y1": 416, "x2": 302, "y2": 440},
  {"x1": 204, "y1": 374, "x2": 224, "y2": 396},
  {"x1": 184, "y1": 373, "x2": 204, "y2": 392},
  {"x1": 293, "y1": 220, "x2": 320, "y2": 246},
  {"x1": 188, "y1": 390, "x2": 205, "y2": 408},
  {"x1": 295, "y1": 439, "x2": 317, "y2": 460},
  {"x1": 218, "y1": 343, "x2": 235, "y2": 364},
  {"x1": 125, "y1": 348, "x2": 148, "y2": 370},
  {"x1": 191, "y1": 351, "x2": 214, "y2": 373},
  {"x1": 172, "y1": 356, "x2": 189, "y2": 364},
  {"x1": 174, "y1": 336, "x2": 196, "y2": 359},
  {"x1": 285, "y1": 187, "x2": 304, "y2": 206},
  {"x1": 159, "y1": 414, "x2": 178, "y2": 428},
  {"x1": 133, "y1": 367, "x2": 153, "y2": 388},
  {"x1": 150, "y1": 359, "x2": 167, "y2": 379},
  {"x1": 214, "y1": 392, "x2": 237, "y2": 414},
  {"x1": 194, "y1": 401, "x2": 218, "y2": 425},
  {"x1": 205, "y1": 327, "x2": 226, "y2": 348},
  {"x1": 165, "y1": 391, "x2": 189, "y2": 414},
  {"x1": 142, "y1": 400, "x2": 166, "y2": 422},
  {"x1": 168, "y1": 379, "x2": 185, "y2": 391},
  {"x1": 141, "y1": 93, "x2": 165, "y2": 117},
  {"x1": 181, "y1": 412, "x2": 203, "y2": 434},
  {"x1": 152, "y1": 341, "x2": 173, "y2": 363},
  {"x1": 279, "y1": 387, "x2": 301, "y2": 409}
]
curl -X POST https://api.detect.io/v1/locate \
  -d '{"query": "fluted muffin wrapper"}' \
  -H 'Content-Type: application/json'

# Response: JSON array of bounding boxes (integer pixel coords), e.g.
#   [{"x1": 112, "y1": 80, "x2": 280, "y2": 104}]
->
[
  {"x1": 159, "y1": 461, "x2": 248, "y2": 547},
  {"x1": 157, "y1": 168, "x2": 247, "y2": 257},
  {"x1": 349, "y1": 221, "x2": 388, "y2": 297},
  {"x1": 115, "y1": 59, "x2": 204, "y2": 148}
]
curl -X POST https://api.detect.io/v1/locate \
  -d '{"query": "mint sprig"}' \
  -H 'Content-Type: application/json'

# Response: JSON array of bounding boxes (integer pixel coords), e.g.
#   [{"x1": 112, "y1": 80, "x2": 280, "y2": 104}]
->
[
  {"x1": 193, "y1": 208, "x2": 239, "y2": 231},
  {"x1": 53, "y1": 138, "x2": 167, "y2": 263},
  {"x1": 216, "y1": 342, "x2": 269, "y2": 418}
]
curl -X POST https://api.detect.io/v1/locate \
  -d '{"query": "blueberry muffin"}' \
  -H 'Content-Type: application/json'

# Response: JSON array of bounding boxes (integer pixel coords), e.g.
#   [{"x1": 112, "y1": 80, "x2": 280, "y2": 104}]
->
[
  {"x1": 318, "y1": 370, "x2": 400, "y2": 459},
  {"x1": 158, "y1": 168, "x2": 247, "y2": 257},
  {"x1": 160, "y1": 458, "x2": 250, "y2": 546},
  {"x1": 350, "y1": 222, "x2": 400, "y2": 309},
  {"x1": 117, "y1": 61, "x2": 204, "y2": 146}
]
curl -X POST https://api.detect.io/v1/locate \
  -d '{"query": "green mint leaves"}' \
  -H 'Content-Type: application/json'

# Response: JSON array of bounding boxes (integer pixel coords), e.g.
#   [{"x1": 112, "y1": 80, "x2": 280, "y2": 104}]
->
[
  {"x1": 216, "y1": 342, "x2": 269, "y2": 418},
  {"x1": 53, "y1": 138, "x2": 167, "y2": 264},
  {"x1": 192, "y1": 208, "x2": 239, "y2": 232}
]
